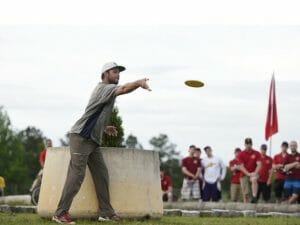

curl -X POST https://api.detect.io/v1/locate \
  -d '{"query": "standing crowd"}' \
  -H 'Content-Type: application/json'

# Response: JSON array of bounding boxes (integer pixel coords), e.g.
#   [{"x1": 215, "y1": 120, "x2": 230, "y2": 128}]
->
[{"x1": 160, "y1": 138, "x2": 300, "y2": 204}]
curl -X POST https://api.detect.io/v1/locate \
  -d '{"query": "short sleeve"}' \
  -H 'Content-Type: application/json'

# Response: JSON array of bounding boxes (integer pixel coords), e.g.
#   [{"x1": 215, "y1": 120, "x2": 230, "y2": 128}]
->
[
  {"x1": 283, "y1": 155, "x2": 291, "y2": 165},
  {"x1": 102, "y1": 84, "x2": 118, "y2": 103},
  {"x1": 39, "y1": 149, "x2": 46, "y2": 164},
  {"x1": 182, "y1": 158, "x2": 187, "y2": 167},
  {"x1": 256, "y1": 152, "x2": 262, "y2": 162},
  {"x1": 237, "y1": 153, "x2": 244, "y2": 165}
]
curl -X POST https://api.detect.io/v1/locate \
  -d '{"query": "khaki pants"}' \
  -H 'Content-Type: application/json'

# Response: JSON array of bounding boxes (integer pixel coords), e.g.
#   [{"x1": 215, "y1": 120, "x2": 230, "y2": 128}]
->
[
  {"x1": 230, "y1": 183, "x2": 242, "y2": 202},
  {"x1": 181, "y1": 178, "x2": 200, "y2": 200},
  {"x1": 240, "y1": 176, "x2": 251, "y2": 198},
  {"x1": 55, "y1": 134, "x2": 114, "y2": 217}
]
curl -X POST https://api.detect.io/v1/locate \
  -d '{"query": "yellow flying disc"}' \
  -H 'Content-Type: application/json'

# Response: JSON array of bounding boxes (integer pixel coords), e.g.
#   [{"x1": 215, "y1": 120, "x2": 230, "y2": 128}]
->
[{"x1": 184, "y1": 80, "x2": 205, "y2": 88}]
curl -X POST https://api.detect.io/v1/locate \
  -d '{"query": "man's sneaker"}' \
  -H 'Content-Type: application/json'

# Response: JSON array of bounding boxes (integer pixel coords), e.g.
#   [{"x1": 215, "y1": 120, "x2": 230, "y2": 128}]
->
[
  {"x1": 251, "y1": 197, "x2": 258, "y2": 204},
  {"x1": 52, "y1": 212, "x2": 76, "y2": 224},
  {"x1": 98, "y1": 214, "x2": 121, "y2": 222}
]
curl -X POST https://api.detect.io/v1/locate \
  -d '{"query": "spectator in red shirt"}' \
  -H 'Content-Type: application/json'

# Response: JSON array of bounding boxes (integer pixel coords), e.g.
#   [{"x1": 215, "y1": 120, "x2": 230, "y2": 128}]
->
[
  {"x1": 181, "y1": 145, "x2": 202, "y2": 200},
  {"x1": 229, "y1": 148, "x2": 242, "y2": 202},
  {"x1": 283, "y1": 141, "x2": 300, "y2": 204},
  {"x1": 30, "y1": 138, "x2": 53, "y2": 193},
  {"x1": 257, "y1": 144, "x2": 273, "y2": 202},
  {"x1": 160, "y1": 166, "x2": 172, "y2": 202},
  {"x1": 237, "y1": 138, "x2": 262, "y2": 203},
  {"x1": 193, "y1": 147, "x2": 204, "y2": 199},
  {"x1": 39, "y1": 139, "x2": 52, "y2": 167},
  {"x1": 273, "y1": 141, "x2": 289, "y2": 203}
]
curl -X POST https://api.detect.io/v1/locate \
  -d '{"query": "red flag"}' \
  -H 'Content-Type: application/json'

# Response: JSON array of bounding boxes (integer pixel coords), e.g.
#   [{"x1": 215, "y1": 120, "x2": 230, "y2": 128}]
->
[{"x1": 265, "y1": 74, "x2": 278, "y2": 140}]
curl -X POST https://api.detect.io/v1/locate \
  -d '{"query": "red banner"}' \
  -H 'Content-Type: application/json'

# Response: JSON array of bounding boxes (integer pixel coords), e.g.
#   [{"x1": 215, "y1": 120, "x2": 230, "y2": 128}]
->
[{"x1": 265, "y1": 75, "x2": 278, "y2": 140}]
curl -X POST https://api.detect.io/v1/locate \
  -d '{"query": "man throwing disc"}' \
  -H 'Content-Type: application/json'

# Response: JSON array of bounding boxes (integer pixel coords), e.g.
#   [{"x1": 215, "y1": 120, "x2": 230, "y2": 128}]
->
[{"x1": 52, "y1": 62, "x2": 151, "y2": 224}]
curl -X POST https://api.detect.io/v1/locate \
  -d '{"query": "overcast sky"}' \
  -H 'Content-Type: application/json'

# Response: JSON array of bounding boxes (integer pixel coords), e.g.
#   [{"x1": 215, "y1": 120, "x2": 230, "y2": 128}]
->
[{"x1": 1, "y1": 25, "x2": 300, "y2": 163}]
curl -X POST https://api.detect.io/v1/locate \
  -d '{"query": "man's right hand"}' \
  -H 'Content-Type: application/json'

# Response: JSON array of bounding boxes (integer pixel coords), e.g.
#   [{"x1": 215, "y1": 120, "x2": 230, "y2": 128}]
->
[
  {"x1": 245, "y1": 172, "x2": 251, "y2": 177},
  {"x1": 139, "y1": 78, "x2": 151, "y2": 91},
  {"x1": 193, "y1": 175, "x2": 199, "y2": 180}
]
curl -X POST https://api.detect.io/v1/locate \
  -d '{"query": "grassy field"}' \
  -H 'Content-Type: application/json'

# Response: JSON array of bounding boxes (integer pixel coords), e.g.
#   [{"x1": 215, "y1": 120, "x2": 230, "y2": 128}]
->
[{"x1": 0, "y1": 213, "x2": 299, "y2": 225}]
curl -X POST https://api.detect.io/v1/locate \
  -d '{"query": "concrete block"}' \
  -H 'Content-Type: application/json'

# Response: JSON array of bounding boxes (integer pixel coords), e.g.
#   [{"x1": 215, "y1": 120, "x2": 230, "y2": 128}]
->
[
  {"x1": 242, "y1": 210, "x2": 256, "y2": 217},
  {"x1": 224, "y1": 202, "x2": 241, "y2": 211},
  {"x1": 289, "y1": 213, "x2": 300, "y2": 218},
  {"x1": 211, "y1": 209, "x2": 230, "y2": 217},
  {"x1": 256, "y1": 213, "x2": 272, "y2": 218},
  {"x1": 269, "y1": 212, "x2": 292, "y2": 218},
  {"x1": 0, "y1": 204, "x2": 11, "y2": 213},
  {"x1": 203, "y1": 202, "x2": 226, "y2": 210},
  {"x1": 181, "y1": 210, "x2": 200, "y2": 217},
  {"x1": 286, "y1": 204, "x2": 300, "y2": 213},
  {"x1": 0, "y1": 195, "x2": 31, "y2": 205},
  {"x1": 163, "y1": 209, "x2": 182, "y2": 216},
  {"x1": 199, "y1": 210, "x2": 213, "y2": 217},
  {"x1": 10, "y1": 205, "x2": 37, "y2": 213},
  {"x1": 37, "y1": 147, "x2": 163, "y2": 218}
]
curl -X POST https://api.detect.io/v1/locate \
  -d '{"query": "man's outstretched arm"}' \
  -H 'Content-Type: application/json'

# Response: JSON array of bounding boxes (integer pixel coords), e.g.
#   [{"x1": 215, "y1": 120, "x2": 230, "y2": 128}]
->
[{"x1": 116, "y1": 78, "x2": 151, "y2": 96}]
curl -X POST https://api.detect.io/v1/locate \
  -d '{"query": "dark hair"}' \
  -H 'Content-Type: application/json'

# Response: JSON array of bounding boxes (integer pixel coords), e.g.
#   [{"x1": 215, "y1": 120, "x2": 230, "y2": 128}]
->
[
  {"x1": 281, "y1": 141, "x2": 289, "y2": 148},
  {"x1": 260, "y1": 144, "x2": 267, "y2": 151},
  {"x1": 245, "y1": 137, "x2": 253, "y2": 144},
  {"x1": 234, "y1": 148, "x2": 242, "y2": 153},
  {"x1": 204, "y1": 146, "x2": 211, "y2": 152},
  {"x1": 189, "y1": 145, "x2": 196, "y2": 149},
  {"x1": 194, "y1": 147, "x2": 201, "y2": 152},
  {"x1": 160, "y1": 165, "x2": 165, "y2": 172},
  {"x1": 101, "y1": 73, "x2": 105, "y2": 79}
]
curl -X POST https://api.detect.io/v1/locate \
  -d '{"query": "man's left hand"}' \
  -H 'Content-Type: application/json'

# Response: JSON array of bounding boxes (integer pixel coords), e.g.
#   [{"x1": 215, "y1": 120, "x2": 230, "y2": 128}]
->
[{"x1": 104, "y1": 126, "x2": 118, "y2": 137}]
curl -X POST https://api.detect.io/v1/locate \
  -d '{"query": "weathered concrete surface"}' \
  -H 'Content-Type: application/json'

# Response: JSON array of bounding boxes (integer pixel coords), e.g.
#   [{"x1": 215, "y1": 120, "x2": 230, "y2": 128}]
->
[
  {"x1": 164, "y1": 202, "x2": 300, "y2": 213},
  {"x1": 181, "y1": 210, "x2": 200, "y2": 217},
  {"x1": 163, "y1": 209, "x2": 300, "y2": 218},
  {"x1": 0, "y1": 205, "x2": 36, "y2": 213},
  {"x1": 0, "y1": 195, "x2": 31, "y2": 205},
  {"x1": 163, "y1": 209, "x2": 182, "y2": 216},
  {"x1": 38, "y1": 147, "x2": 163, "y2": 218}
]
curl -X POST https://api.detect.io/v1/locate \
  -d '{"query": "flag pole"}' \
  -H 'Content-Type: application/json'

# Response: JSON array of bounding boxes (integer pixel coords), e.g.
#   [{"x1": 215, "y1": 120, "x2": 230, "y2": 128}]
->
[{"x1": 269, "y1": 137, "x2": 272, "y2": 156}]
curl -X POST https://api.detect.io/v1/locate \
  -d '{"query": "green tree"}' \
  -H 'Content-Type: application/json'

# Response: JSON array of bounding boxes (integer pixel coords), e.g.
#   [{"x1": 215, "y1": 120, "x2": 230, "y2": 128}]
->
[
  {"x1": 125, "y1": 134, "x2": 143, "y2": 149},
  {"x1": 0, "y1": 107, "x2": 29, "y2": 194},
  {"x1": 18, "y1": 126, "x2": 46, "y2": 185},
  {"x1": 101, "y1": 107, "x2": 124, "y2": 147},
  {"x1": 149, "y1": 134, "x2": 179, "y2": 162},
  {"x1": 149, "y1": 134, "x2": 182, "y2": 196}
]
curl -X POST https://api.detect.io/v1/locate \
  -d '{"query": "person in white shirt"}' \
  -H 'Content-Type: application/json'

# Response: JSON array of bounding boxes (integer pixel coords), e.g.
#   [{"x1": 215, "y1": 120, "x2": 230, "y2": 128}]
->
[{"x1": 202, "y1": 146, "x2": 226, "y2": 202}]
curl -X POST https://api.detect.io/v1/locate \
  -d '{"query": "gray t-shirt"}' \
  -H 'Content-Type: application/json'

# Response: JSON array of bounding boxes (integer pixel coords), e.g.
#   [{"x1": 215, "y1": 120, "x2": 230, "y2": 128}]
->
[{"x1": 70, "y1": 82, "x2": 118, "y2": 145}]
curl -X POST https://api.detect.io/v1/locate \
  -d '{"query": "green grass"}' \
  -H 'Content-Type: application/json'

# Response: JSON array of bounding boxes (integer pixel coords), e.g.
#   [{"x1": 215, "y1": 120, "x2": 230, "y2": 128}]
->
[{"x1": 0, "y1": 213, "x2": 299, "y2": 225}]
